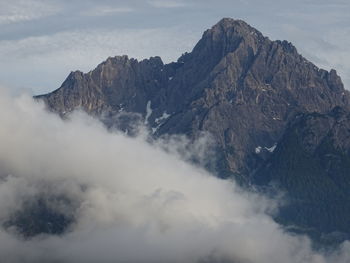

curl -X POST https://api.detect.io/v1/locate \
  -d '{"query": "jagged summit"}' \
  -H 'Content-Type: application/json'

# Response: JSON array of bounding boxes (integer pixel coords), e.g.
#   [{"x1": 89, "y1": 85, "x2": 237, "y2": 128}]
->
[
  {"x1": 205, "y1": 17, "x2": 265, "y2": 41},
  {"x1": 36, "y1": 17, "x2": 349, "y2": 174},
  {"x1": 208, "y1": 18, "x2": 263, "y2": 37}
]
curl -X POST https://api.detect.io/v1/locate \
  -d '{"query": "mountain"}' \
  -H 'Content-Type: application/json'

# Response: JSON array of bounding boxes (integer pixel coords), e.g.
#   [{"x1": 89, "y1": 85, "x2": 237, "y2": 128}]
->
[{"x1": 36, "y1": 18, "x2": 350, "y2": 242}]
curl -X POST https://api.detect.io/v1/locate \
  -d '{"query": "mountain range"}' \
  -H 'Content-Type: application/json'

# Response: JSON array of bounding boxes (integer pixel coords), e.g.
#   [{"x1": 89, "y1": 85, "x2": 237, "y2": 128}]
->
[{"x1": 35, "y1": 18, "x2": 350, "y2": 244}]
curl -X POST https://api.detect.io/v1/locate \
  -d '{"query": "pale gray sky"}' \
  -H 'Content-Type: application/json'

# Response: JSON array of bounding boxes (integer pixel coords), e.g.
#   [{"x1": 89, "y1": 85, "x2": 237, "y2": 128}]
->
[{"x1": 0, "y1": 0, "x2": 349, "y2": 94}]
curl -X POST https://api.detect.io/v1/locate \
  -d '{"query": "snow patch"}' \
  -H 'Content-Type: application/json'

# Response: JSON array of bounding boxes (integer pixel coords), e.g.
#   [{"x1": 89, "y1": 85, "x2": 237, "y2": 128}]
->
[
  {"x1": 145, "y1": 101, "x2": 152, "y2": 124},
  {"x1": 118, "y1": 104, "x2": 124, "y2": 113},
  {"x1": 155, "y1": 112, "x2": 170, "y2": 124},
  {"x1": 152, "y1": 111, "x2": 171, "y2": 134},
  {"x1": 255, "y1": 146, "x2": 262, "y2": 154},
  {"x1": 255, "y1": 144, "x2": 277, "y2": 154},
  {"x1": 266, "y1": 144, "x2": 277, "y2": 153}
]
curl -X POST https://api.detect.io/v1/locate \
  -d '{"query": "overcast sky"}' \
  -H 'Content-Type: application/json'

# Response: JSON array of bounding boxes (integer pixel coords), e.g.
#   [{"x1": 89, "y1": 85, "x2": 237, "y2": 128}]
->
[{"x1": 0, "y1": 0, "x2": 349, "y2": 94}]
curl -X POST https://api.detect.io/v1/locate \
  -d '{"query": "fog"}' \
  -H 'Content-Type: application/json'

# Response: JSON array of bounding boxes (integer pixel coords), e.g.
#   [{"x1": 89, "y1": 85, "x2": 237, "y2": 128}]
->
[{"x1": 0, "y1": 88, "x2": 349, "y2": 263}]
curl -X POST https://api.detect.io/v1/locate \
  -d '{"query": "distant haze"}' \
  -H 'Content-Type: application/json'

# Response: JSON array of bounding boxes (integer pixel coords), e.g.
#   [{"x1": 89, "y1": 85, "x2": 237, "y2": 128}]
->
[{"x1": 0, "y1": 0, "x2": 349, "y2": 94}]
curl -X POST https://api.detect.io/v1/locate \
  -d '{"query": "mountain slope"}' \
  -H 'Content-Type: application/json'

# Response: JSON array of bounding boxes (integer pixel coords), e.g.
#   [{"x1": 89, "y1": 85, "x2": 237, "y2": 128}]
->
[{"x1": 253, "y1": 106, "x2": 350, "y2": 243}]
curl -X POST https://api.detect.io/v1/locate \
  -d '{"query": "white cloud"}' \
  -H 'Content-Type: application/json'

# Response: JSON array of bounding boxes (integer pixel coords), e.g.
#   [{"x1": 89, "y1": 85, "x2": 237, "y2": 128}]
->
[
  {"x1": 0, "y1": 27, "x2": 199, "y2": 94},
  {"x1": 81, "y1": 6, "x2": 134, "y2": 16},
  {"x1": 0, "y1": 88, "x2": 349, "y2": 262},
  {"x1": 148, "y1": 0, "x2": 187, "y2": 8},
  {"x1": 0, "y1": 0, "x2": 60, "y2": 25}
]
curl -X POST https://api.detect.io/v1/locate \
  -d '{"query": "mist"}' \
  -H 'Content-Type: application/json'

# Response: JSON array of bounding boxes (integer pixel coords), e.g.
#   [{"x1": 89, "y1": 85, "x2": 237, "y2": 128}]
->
[{"x1": 0, "y1": 88, "x2": 349, "y2": 263}]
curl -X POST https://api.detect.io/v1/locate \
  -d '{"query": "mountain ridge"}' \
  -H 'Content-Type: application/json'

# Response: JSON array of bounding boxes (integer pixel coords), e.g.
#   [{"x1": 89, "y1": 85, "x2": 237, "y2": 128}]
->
[
  {"x1": 36, "y1": 18, "x2": 350, "y2": 177},
  {"x1": 35, "y1": 18, "x2": 350, "y2": 242}
]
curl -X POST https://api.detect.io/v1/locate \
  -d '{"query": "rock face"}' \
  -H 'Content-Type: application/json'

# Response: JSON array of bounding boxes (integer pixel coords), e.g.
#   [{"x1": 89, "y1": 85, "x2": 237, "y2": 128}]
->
[
  {"x1": 36, "y1": 18, "x2": 350, "y2": 241},
  {"x1": 253, "y1": 107, "x2": 350, "y2": 243}
]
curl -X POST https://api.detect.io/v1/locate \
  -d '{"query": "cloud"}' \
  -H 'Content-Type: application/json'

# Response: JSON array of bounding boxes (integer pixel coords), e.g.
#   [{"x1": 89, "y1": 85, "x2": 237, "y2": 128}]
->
[
  {"x1": 148, "y1": 0, "x2": 188, "y2": 8},
  {"x1": 0, "y1": 0, "x2": 60, "y2": 25},
  {"x1": 0, "y1": 27, "x2": 199, "y2": 94},
  {"x1": 0, "y1": 88, "x2": 349, "y2": 262},
  {"x1": 81, "y1": 6, "x2": 134, "y2": 16}
]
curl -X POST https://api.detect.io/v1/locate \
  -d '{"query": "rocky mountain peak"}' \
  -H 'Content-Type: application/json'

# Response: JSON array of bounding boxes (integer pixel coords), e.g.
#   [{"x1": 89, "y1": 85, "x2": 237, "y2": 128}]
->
[
  {"x1": 34, "y1": 18, "x2": 350, "y2": 242},
  {"x1": 183, "y1": 18, "x2": 266, "y2": 68},
  {"x1": 207, "y1": 18, "x2": 265, "y2": 42},
  {"x1": 33, "y1": 18, "x2": 350, "y2": 244},
  {"x1": 36, "y1": 18, "x2": 350, "y2": 177}
]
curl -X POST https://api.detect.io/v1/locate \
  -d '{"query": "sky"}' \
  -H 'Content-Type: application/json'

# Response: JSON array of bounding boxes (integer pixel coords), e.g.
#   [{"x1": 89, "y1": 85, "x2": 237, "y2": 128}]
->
[
  {"x1": 0, "y1": 2, "x2": 350, "y2": 261},
  {"x1": 0, "y1": 0, "x2": 349, "y2": 94}
]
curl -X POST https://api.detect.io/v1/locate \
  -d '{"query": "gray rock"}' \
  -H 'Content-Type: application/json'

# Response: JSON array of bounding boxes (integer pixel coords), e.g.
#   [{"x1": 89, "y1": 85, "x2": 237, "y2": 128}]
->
[{"x1": 253, "y1": 107, "x2": 350, "y2": 244}]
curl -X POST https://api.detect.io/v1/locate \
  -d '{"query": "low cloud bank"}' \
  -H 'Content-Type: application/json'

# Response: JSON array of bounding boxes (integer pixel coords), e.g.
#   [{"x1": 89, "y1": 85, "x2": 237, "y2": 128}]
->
[{"x1": 0, "y1": 89, "x2": 349, "y2": 263}]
